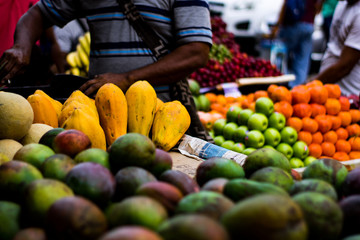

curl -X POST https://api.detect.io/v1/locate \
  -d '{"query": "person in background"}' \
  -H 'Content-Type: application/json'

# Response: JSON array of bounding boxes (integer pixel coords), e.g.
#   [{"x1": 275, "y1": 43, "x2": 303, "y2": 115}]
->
[
  {"x1": 52, "y1": 18, "x2": 89, "y2": 72},
  {"x1": 315, "y1": 0, "x2": 360, "y2": 96},
  {"x1": 0, "y1": 0, "x2": 64, "y2": 86},
  {"x1": 321, "y1": 0, "x2": 338, "y2": 42},
  {"x1": 271, "y1": 0, "x2": 324, "y2": 88},
  {"x1": 0, "y1": 0, "x2": 213, "y2": 141}
]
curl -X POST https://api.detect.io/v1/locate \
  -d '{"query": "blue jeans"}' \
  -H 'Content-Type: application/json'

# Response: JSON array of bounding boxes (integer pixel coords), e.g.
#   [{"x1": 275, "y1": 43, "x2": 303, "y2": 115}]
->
[{"x1": 279, "y1": 22, "x2": 314, "y2": 88}]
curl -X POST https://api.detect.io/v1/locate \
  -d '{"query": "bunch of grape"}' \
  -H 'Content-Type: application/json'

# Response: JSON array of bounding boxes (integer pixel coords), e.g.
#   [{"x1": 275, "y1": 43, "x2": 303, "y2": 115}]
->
[
  {"x1": 211, "y1": 16, "x2": 240, "y2": 54},
  {"x1": 190, "y1": 52, "x2": 282, "y2": 88},
  {"x1": 209, "y1": 43, "x2": 233, "y2": 64}
]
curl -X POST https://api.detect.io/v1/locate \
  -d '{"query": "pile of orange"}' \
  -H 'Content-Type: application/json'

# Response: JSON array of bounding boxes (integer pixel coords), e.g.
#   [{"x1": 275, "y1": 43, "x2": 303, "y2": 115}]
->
[{"x1": 265, "y1": 80, "x2": 360, "y2": 161}]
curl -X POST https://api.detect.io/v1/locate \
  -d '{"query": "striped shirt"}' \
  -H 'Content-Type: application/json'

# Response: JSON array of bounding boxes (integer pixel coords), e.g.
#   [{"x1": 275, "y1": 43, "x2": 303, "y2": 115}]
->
[{"x1": 37, "y1": 0, "x2": 213, "y2": 79}]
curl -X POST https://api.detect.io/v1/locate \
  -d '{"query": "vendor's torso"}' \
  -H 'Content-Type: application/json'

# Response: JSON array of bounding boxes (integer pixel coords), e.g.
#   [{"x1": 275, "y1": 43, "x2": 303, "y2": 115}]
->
[{"x1": 37, "y1": 0, "x2": 212, "y2": 77}]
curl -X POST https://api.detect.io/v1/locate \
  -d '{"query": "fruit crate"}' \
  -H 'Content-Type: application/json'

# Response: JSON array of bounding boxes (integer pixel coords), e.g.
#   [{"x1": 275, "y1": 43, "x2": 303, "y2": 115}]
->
[
  {"x1": 1, "y1": 74, "x2": 88, "y2": 102},
  {"x1": 199, "y1": 74, "x2": 296, "y2": 97}
]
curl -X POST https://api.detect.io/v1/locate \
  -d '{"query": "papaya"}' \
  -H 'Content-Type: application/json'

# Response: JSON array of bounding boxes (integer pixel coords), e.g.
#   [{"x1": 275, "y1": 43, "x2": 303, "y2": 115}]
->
[
  {"x1": 27, "y1": 93, "x2": 58, "y2": 128},
  {"x1": 126, "y1": 81, "x2": 157, "y2": 136},
  {"x1": 34, "y1": 89, "x2": 62, "y2": 118},
  {"x1": 95, "y1": 83, "x2": 127, "y2": 146},
  {"x1": 152, "y1": 101, "x2": 191, "y2": 151},
  {"x1": 62, "y1": 108, "x2": 106, "y2": 150}
]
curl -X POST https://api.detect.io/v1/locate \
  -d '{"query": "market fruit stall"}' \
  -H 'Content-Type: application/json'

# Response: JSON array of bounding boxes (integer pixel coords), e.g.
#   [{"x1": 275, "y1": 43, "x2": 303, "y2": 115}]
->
[{"x1": 1, "y1": 17, "x2": 360, "y2": 240}]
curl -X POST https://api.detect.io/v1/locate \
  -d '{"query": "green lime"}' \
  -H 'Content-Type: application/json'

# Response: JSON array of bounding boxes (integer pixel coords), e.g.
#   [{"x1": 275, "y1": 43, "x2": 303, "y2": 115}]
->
[
  {"x1": 214, "y1": 136, "x2": 226, "y2": 146},
  {"x1": 242, "y1": 148, "x2": 257, "y2": 155},
  {"x1": 221, "y1": 140, "x2": 235, "y2": 150},
  {"x1": 232, "y1": 143, "x2": 245, "y2": 153},
  {"x1": 198, "y1": 95, "x2": 211, "y2": 112},
  {"x1": 223, "y1": 122, "x2": 238, "y2": 140},
  {"x1": 226, "y1": 106, "x2": 242, "y2": 123},
  {"x1": 213, "y1": 119, "x2": 227, "y2": 136}
]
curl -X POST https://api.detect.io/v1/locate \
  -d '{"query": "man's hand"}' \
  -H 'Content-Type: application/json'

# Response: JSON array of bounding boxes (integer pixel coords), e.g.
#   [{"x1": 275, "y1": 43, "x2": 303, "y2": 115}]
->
[
  {"x1": 79, "y1": 73, "x2": 133, "y2": 97},
  {"x1": 0, "y1": 47, "x2": 31, "y2": 86}
]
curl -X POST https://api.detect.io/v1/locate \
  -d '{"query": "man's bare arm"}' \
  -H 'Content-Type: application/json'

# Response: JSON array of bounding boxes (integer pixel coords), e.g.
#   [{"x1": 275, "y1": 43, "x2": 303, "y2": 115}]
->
[{"x1": 315, "y1": 46, "x2": 360, "y2": 83}]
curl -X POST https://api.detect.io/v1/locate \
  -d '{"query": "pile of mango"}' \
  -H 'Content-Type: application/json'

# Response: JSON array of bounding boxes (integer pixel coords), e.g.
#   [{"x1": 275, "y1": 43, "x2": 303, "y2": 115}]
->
[{"x1": 1, "y1": 130, "x2": 360, "y2": 240}]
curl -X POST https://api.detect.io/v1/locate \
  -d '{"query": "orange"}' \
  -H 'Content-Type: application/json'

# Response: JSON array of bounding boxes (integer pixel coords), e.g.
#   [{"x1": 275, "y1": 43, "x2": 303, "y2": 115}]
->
[
  {"x1": 315, "y1": 115, "x2": 333, "y2": 134},
  {"x1": 323, "y1": 130, "x2": 338, "y2": 144},
  {"x1": 309, "y1": 86, "x2": 328, "y2": 105},
  {"x1": 225, "y1": 96, "x2": 236, "y2": 104},
  {"x1": 335, "y1": 127, "x2": 349, "y2": 140},
  {"x1": 309, "y1": 143, "x2": 322, "y2": 158},
  {"x1": 267, "y1": 84, "x2": 278, "y2": 97},
  {"x1": 286, "y1": 117, "x2": 303, "y2": 132},
  {"x1": 312, "y1": 131, "x2": 324, "y2": 144},
  {"x1": 338, "y1": 111, "x2": 352, "y2": 127},
  {"x1": 205, "y1": 93, "x2": 217, "y2": 103},
  {"x1": 302, "y1": 117, "x2": 318, "y2": 133},
  {"x1": 325, "y1": 98, "x2": 341, "y2": 115},
  {"x1": 235, "y1": 95, "x2": 246, "y2": 105},
  {"x1": 216, "y1": 95, "x2": 227, "y2": 106},
  {"x1": 346, "y1": 124, "x2": 360, "y2": 137},
  {"x1": 324, "y1": 84, "x2": 341, "y2": 99},
  {"x1": 349, "y1": 136, "x2": 360, "y2": 151},
  {"x1": 247, "y1": 93, "x2": 255, "y2": 103},
  {"x1": 291, "y1": 86, "x2": 311, "y2": 104},
  {"x1": 274, "y1": 101, "x2": 293, "y2": 119},
  {"x1": 339, "y1": 96, "x2": 350, "y2": 111},
  {"x1": 270, "y1": 86, "x2": 292, "y2": 103},
  {"x1": 349, "y1": 151, "x2": 360, "y2": 159},
  {"x1": 298, "y1": 131, "x2": 313, "y2": 145},
  {"x1": 321, "y1": 142, "x2": 336, "y2": 157},
  {"x1": 254, "y1": 90, "x2": 268, "y2": 100},
  {"x1": 241, "y1": 98, "x2": 252, "y2": 109},
  {"x1": 332, "y1": 152, "x2": 350, "y2": 161},
  {"x1": 335, "y1": 139, "x2": 351, "y2": 153},
  {"x1": 329, "y1": 115, "x2": 342, "y2": 130},
  {"x1": 248, "y1": 102, "x2": 256, "y2": 112},
  {"x1": 292, "y1": 103, "x2": 312, "y2": 118},
  {"x1": 210, "y1": 103, "x2": 224, "y2": 113},
  {"x1": 349, "y1": 109, "x2": 360, "y2": 123},
  {"x1": 306, "y1": 79, "x2": 323, "y2": 88},
  {"x1": 310, "y1": 103, "x2": 327, "y2": 118}
]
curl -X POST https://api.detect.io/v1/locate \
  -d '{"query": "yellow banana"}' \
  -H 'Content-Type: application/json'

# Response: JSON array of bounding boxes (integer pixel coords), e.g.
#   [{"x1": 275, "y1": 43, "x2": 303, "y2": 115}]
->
[
  {"x1": 79, "y1": 35, "x2": 90, "y2": 56},
  {"x1": 70, "y1": 67, "x2": 81, "y2": 76},
  {"x1": 84, "y1": 32, "x2": 91, "y2": 46},
  {"x1": 66, "y1": 52, "x2": 78, "y2": 68},
  {"x1": 77, "y1": 44, "x2": 89, "y2": 69},
  {"x1": 73, "y1": 51, "x2": 83, "y2": 68}
]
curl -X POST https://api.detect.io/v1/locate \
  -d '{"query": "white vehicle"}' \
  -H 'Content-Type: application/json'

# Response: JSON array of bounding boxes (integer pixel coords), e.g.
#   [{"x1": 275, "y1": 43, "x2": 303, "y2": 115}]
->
[{"x1": 208, "y1": 0, "x2": 284, "y2": 39}]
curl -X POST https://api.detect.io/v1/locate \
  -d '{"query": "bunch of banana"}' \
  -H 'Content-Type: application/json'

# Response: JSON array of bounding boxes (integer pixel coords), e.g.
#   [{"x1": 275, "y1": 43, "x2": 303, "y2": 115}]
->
[{"x1": 65, "y1": 32, "x2": 91, "y2": 77}]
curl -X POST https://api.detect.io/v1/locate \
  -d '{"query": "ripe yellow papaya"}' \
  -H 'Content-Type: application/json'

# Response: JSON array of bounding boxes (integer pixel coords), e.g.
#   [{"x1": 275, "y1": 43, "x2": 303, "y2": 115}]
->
[
  {"x1": 27, "y1": 93, "x2": 59, "y2": 128},
  {"x1": 34, "y1": 89, "x2": 63, "y2": 118},
  {"x1": 95, "y1": 83, "x2": 128, "y2": 146},
  {"x1": 62, "y1": 108, "x2": 106, "y2": 150},
  {"x1": 126, "y1": 81, "x2": 157, "y2": 137},
  {"x1": 58, "y1": 100, "x2": 99, "y2": 127},
  {"x1": 152, "y1": 101, "x2": 191, "y2": 151}
]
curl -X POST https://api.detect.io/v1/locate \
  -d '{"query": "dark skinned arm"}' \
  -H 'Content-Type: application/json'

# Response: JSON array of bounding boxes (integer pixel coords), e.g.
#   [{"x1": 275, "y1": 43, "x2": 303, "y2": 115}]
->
[
  {"x1": 0, "y1": 5, "x2": 47, "y2": 84},
  {"x1": 79, "y1": 42, "x2": 210, "y2": 96},
  {"x1": 315, "y1": 46, "x2": 360, "y2": 83}
]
